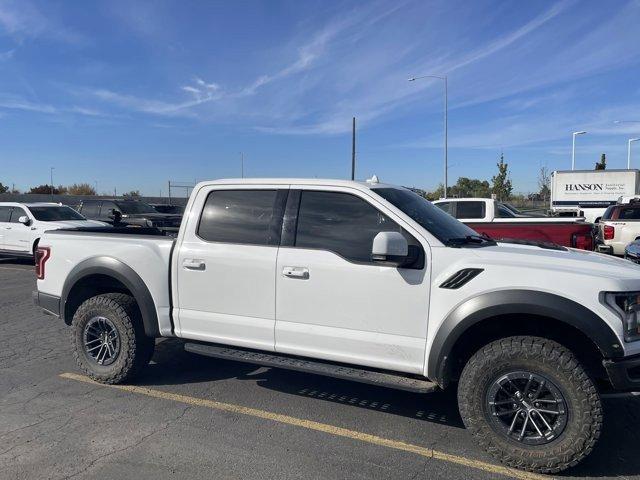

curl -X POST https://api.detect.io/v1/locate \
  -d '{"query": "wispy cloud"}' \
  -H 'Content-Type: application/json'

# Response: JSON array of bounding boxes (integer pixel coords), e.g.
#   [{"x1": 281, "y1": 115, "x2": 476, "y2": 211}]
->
[
  {"x1": 0, "y1": 47, "x2": 14, "y2": 60},
  {"x1": 0, "y1": 96, "x2": 57, "y2": 113},
  {"x1": 0, "y1": 0, "x2": 83, "y2": 44}
]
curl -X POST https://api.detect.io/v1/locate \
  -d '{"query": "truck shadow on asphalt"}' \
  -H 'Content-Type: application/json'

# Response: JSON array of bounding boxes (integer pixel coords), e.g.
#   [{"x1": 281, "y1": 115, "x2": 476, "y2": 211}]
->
[
  {"x1": 138, "y1": 338, "x2": 640, "y2": 478},
  {"x1": 142, "y1": 338, "x2": 464, "y2": 429}
]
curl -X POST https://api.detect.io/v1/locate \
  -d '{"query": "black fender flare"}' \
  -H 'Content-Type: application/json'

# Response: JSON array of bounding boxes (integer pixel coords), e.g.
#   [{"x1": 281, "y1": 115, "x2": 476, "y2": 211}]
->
[
  {"x1": 427, "y1": 289, "x2": 622, "y2": 386},
  {"x1": 61, "y1": 256, "x2": 160, "y2": 337}
]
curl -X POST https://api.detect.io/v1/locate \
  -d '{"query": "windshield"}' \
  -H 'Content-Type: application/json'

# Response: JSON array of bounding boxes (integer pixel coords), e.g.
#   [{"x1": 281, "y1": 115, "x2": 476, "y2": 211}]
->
[
  {"x1": 373, "y1": 187, "x2": 479, "y2": 243},
  {"x1": 501, "y1": 202, "x2": 521, "y2": 214},
  {"x1": 29, "y1": 206, "x2": 86, "y2": 221},
  {"x1": 116, "y1": 201, "x2": 157, "y2": 214}
]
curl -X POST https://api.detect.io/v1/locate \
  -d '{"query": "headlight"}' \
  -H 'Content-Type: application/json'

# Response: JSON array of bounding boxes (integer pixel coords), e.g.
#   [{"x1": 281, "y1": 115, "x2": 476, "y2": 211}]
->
[{"x1": 604, "y1": 292, "x2": 640, "y2": 342}]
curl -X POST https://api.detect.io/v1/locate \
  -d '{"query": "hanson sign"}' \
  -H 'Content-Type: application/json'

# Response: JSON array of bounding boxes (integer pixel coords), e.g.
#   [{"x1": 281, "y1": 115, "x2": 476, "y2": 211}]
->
[{"x1": 551, "y1": 170, "x2": 639, "y2": 207}]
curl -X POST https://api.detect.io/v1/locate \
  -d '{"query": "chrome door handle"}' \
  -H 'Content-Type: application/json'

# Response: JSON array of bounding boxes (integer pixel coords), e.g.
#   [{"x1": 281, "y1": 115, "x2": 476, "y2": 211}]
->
[
  {"x1": 282, "y1": 266, "x2": 309, "y2": 279},
  {"x1": 183, "y1": 259, "x2": 206, "y2": 271}
]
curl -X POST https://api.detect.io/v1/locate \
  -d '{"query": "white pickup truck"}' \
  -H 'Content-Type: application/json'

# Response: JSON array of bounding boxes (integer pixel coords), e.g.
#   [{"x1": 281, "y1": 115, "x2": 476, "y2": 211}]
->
[{"x1": 34, "y1": 178, "x2": 640, "y2": 474}]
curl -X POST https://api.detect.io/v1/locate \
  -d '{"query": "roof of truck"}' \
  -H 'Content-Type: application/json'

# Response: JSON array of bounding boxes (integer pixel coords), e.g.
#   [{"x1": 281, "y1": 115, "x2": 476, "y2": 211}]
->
[
  {"x1": 0, "y1": 202, "x2": 65, "y2": 207},
  {"x1": 197, "y1": 177, "x2": 398, "y2": 190}
]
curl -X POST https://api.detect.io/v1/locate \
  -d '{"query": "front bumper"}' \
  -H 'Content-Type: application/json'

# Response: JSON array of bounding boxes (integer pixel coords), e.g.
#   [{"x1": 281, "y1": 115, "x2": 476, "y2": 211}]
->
[
  {"x1": 604, "y1": 354, "x2": 640, "y2": 391},
  {"x1": 32, "y1": 290, "x2": 61, "y2": 318}
]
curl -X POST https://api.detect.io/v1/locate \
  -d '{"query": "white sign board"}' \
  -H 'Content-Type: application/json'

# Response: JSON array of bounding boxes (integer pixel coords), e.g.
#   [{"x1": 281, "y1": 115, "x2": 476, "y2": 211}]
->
[{"x1": 551, "y1": 170, "x2": 639, "y2": 207}]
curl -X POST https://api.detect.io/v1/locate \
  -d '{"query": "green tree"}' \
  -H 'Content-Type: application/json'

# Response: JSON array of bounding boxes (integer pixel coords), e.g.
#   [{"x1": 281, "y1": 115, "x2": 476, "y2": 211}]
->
[
  {"x1": 67, "y1": 183, "x2": 96, "y2": 195},
  {"x1": 595, "y1": 153, "x2": 606, "y2": 170},
  {"x1": 453, "y1": 177, "x2": 491, "y2": 198},
  {"x1": 491, "y1": 152, "x2": 513, "y2": 201},
  {"x1": 0, "y1": 182, "x2": 8, "y2": 194},
  {"x1": 29, "y1": 184, "x2": 66, "y2": 194},
  {"x1": 538, "y1": 166, "x2": 550, "y2": 201}
]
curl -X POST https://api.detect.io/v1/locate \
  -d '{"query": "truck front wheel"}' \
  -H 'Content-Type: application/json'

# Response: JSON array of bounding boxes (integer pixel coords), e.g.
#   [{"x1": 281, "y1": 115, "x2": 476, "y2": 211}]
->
[
  {"x1": 457, "y1": 336, "x2": 602, "y2": 473},
  {"x1": 71, "y1": 293, "x2": 155, "y2": 384}
]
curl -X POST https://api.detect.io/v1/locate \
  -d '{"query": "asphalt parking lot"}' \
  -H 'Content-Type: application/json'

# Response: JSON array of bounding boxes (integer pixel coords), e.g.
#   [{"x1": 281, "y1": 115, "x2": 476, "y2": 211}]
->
[{"x1": 2, "y1": 258, "x2": 640, "y2": 480}]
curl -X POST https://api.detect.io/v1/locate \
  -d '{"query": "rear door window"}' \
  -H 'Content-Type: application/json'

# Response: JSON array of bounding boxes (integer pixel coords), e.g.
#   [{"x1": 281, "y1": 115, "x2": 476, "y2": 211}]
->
[
  {"x1": 197, "y1": 190, "x2": 281, "y2": 245},
  {"x1": 455, "y1": 201, "x2": 485, "y2": 219}
]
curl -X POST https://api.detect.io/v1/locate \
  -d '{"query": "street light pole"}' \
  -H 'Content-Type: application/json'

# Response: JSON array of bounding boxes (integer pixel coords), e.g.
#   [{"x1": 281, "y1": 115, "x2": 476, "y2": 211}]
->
[
  {"x1": 571, "y1": 131, "x2": 586, "y2": 170},
  {"x1": 629, "y1": 138, "x2": 640, "y2": 169},
  {"x1": 409, "y1": 74, "x2": 448, "y2": 198},
  {"x1": 240, "y1": 152, "x2": 244, "y2": 178},
  {"x1": 50, "y1": 167, "x2": 55, "y2": 200}
]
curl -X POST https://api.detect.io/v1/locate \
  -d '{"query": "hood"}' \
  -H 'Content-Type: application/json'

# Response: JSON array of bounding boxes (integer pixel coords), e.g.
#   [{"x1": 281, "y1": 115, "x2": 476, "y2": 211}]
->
[{"x1": 471, "y1": 242, "x2": 640, "y2": 280}]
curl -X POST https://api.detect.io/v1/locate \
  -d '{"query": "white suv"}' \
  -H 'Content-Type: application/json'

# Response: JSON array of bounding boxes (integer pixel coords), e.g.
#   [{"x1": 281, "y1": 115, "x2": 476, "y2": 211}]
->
[{"x1": 0, "y1": 202, "x2": 107, "y2": 257}]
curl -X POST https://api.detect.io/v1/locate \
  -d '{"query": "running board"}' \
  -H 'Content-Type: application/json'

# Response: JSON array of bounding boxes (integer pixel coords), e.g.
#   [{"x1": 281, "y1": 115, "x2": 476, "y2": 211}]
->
[{"x1": 184, "y1": 342, "x2": 439, "y2": 394}]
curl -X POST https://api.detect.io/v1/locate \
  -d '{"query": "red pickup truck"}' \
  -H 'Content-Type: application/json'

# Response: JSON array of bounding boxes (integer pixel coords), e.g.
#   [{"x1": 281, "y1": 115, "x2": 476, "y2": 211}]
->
[{"x1": 433, "y1": 198, "x2": 594, "y2": 250}]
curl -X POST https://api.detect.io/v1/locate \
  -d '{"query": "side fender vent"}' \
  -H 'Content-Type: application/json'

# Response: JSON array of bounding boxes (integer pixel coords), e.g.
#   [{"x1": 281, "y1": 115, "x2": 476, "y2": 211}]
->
[{"x1": 440, "y1": 268, "x2": 484, "y2": 289}]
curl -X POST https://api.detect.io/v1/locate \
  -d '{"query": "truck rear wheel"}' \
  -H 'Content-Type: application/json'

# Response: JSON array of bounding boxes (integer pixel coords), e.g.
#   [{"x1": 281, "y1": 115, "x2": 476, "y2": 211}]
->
[
  {"x1": 457, "y1": 336, "x2": 602, "y2": 473},
  {"x1": 71, "y1": 293, "x2": 155, "y2": 384}
]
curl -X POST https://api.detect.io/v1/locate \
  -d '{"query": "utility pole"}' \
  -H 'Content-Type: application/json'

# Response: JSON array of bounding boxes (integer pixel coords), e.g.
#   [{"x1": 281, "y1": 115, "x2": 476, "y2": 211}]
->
[
  {"x1": 168, "y1": 181, "x2": 172, "y2": 205},
  {"x1": 351, "y1": 117, "x2": 356, "y2": 180},
  {"x1": 240, "y1": 152, "x2": 244, "y2": 178}
]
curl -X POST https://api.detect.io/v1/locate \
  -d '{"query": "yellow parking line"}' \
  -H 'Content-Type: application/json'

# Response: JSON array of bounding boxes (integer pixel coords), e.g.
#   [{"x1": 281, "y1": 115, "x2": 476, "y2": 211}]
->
[{"x1": 60, "y1": 372, "x2": 547, "y2": 480}]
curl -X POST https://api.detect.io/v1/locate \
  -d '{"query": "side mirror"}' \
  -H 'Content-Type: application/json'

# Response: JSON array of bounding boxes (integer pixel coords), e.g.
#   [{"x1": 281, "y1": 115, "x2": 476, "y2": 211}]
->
[
  {"x1": 18, "y1": 215, "x2": 31, "y2": 226},
  {"x1": 371, "y1": 231, "x2": 408, "y2": 266}
]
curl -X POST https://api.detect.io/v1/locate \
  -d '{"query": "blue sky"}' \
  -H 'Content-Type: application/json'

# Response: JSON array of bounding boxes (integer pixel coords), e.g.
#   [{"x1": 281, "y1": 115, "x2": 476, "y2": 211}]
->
[{"x1": 1, "y1": 0, "x2": 640, "y2": 196}]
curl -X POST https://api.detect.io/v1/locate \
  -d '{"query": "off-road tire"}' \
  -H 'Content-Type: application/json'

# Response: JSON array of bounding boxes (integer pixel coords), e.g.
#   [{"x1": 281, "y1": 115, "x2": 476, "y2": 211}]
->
[
  {"x1": 71, "y1": 293, "x2": 155, "y2": 384},
  {"x1": 458, "y1": 336, "x2": 602, "y2": 474}
]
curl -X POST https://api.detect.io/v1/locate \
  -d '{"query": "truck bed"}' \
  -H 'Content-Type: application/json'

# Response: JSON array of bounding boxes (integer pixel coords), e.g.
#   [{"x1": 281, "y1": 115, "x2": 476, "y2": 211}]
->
[{"x1": 37, "y1": 228, "x2": 175, "y2": 336}]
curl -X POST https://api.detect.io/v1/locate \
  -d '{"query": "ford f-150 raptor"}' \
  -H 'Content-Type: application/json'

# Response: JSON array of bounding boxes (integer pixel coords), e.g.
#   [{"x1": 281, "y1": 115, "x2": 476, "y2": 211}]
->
[{"x1": 34, "y1": 177, "x2": 640, "y2": 474}]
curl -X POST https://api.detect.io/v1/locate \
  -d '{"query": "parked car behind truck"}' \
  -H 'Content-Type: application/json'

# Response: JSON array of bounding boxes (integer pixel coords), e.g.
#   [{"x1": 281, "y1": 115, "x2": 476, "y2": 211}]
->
[
  {"x1": 596, "y1": 199, "x2": 640, "y2": 255},
  {"x1": 78, "y1": 198, "x2": 182, "y2": 236},
  {"x1": 433, "y1": 197, "x2": 594, "y2": 250},
  {"x1": 34, "y1": 177, "x2": 640, "y2": 474},
  {"x1": 0, "y1": 202, "x2": 107, "y2": 257}
]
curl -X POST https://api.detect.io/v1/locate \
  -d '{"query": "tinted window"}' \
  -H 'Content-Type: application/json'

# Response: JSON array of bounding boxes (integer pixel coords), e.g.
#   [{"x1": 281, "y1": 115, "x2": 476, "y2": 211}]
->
[
  {"x1": 435, "y1": 202, "x2": 454, "y2": 215},
  {"x1": 198, "y1": 190, "x2": 278, "y2": 245},
  {"x1": 456, "y1": 201, "x2": 485, "y2": 219},
  {"x1": 115, "y1": 201, "x2": 156, "y2": 214},
  {"x1": 295, "y1": 191, "x2": 405, "y2": 263},
  {"x1": 602, "y1": 205, "x2": 616, "y2": 220},
  {"x1": 81, "y1": 201, "x2": 100, "y2": 217},
  {"x1": 10, "y1": 208, "x2": 28, "y2": 223},
  {"x1": 153, "y1": 205, "x2": 184, "y2": 214},
  {"x1": 100, "y1": 201, "x2": 118, "y2": 217},
  {"x1": 495, "y1": 204, "x2": 515, "y2": 218},
  {"x1": 29, "y1": 206, "x2": 86, "y2": 221},
  {"x1": 0, "y1": 206, "x2": 11, "y2": 222},
  {"x1": 374, "y1": 188, "x2": 477, "y2": 243},
  {"x1": 619, "y1": 207, "x2": 640, "y2": 220}
]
